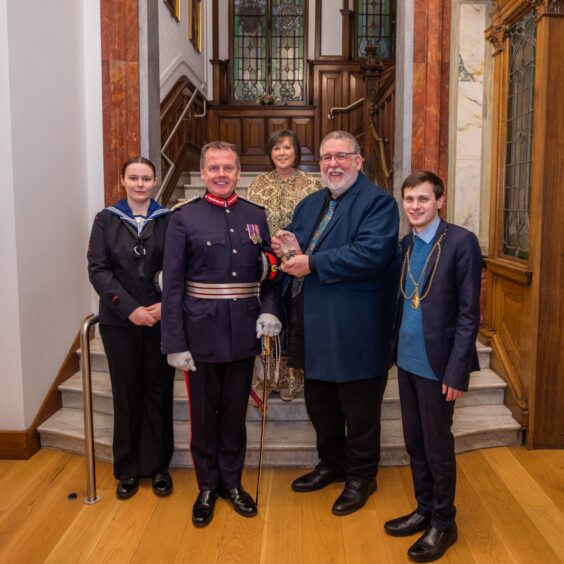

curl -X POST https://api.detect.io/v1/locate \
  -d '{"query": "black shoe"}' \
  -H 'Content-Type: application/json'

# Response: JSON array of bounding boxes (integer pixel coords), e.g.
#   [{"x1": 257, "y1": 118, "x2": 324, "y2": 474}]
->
[
  {"x1": 192, "y1": 490, "x2": 218, "y2": 528},
  {"x1": 384, "y1": 510, "x2": 431, "y2": 537},
  {"x1": 116, "y1": 477, "x2": 139, "y2": 500},
  {"x1": 219, "y1": 486, "x2": 257, "y2": 517},
  {"x1": 291, "y1": 467, "x2": 346, "y2": 493},
  {"x1": 332, "y1": 478, "x2": 377, "y2": 516},
  {"x1": 407, "y1": 524, "x2": 458, "y2": 562},
  {"x1": 152, "y1": 470, "x2": 173, "y2": 497}
]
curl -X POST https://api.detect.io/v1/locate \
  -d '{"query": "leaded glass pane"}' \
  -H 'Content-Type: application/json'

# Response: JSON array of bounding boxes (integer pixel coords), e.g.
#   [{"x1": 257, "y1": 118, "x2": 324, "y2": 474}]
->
[
  {"x1": 233, "y1": 0, "x2": 268, "y2": 101},
  {"x1": 271, "y1": 0, "x2": 305, "y2": 102},
  {"x1": 232, "y1": 0, "x2": 305, "y2": 103},
  {"x1": 503, "y1": 11, "x2": 536, "y2": 260},
  {"x1": 356, "y1": 0, "x2": 395, "y2": 59}
]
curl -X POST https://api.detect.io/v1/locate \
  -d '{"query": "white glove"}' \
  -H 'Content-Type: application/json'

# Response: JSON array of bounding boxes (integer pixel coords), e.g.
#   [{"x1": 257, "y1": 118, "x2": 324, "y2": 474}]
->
[
  {"x1": 256, "y1": 313, "x2": 282, "y2": 338},
  {"x1": 167, "y1": 351, "x2": 196, "y2": 372}
]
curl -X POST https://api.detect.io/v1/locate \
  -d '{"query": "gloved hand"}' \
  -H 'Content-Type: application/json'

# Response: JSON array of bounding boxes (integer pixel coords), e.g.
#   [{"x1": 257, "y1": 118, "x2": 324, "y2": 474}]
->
[
  {"x1": 167, "y1": 351, "x2": 196, "y2": 372},
  {"x1": 256, "y1": 313, "x2": 282, "y2": 338}
]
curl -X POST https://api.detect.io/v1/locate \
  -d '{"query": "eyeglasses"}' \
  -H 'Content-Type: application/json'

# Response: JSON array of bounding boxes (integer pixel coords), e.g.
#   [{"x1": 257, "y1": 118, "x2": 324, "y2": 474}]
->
[{"x1": 319, "y1": 152, "x2": 358, "y2": 164}]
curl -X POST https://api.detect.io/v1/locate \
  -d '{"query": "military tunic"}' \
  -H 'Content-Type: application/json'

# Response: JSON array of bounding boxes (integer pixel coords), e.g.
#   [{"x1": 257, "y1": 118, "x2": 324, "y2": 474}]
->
[{"x1": 161, "y1": 193, "x2": 280, "y2": 490}]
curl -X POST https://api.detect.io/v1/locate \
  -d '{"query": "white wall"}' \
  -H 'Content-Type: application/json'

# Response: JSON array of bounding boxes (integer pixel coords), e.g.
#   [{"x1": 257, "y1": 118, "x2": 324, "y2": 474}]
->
[
  {"x1": 159, "y1": 0, "x2": 208, "y2": 99},
  {"x1": 0, "y1": 0, "x2": 25, "y2": 429},
  {"x1": 321, "y1": 0, "x2": 343, "y2": 56},
  {"x1": 0, "y1": 0, "x2": 104, "y2": 429}
]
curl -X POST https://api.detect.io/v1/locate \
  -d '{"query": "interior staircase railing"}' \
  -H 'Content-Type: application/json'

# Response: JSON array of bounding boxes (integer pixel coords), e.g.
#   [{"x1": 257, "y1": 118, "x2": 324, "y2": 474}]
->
[{"x1": 80, "y1": 314, "x2": 100, "y2": 505}]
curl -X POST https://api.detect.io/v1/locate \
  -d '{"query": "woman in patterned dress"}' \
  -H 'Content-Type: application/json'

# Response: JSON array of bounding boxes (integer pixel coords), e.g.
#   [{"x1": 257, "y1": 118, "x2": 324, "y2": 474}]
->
[{"x1": 246, "y1": 130, "x2": 321, "y2": 402}]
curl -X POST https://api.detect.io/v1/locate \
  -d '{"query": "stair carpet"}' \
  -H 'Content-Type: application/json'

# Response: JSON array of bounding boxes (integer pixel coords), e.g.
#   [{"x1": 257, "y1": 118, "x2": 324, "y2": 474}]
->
[
  {"x1": 38, "y1": 337, "x2": 521, "y2": 467},
  {"x1": 38, "y1": 170, "x2": 521, "y2": 466}
]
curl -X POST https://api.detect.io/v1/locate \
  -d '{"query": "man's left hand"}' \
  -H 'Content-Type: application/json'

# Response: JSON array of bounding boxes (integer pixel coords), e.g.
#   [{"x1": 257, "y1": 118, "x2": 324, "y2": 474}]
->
[
  {"x1": 442, "y1": 384, "x2": 464, "y2": 401},
  {"x1": 281, "y1": 255, "x2": 311, "y2": 277},
  {"x1": 256, "y1": 313, "x2": 282, "y2": 338}
]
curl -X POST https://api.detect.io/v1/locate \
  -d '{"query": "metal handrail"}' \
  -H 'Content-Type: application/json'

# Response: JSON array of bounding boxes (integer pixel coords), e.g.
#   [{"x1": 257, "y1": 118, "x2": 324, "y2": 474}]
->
[
  {"x1": 156, "y1": 87, "x2": 207, "y2": 203},
  {"x1": 80, "y1": 314, "x2": 100, "y2": 505},
  {"x1": 328, "y1": 97, "x2": 365, "y2": 119},
  {"x1": 369, "y1": 121, "x2": 393, "y2": 180}
]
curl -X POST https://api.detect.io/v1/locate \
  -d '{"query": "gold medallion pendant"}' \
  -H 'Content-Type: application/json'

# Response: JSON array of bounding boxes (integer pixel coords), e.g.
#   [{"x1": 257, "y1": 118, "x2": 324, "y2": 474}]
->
[{"x1": 411, "y1": 293, "x2": 420, "y2": 309}]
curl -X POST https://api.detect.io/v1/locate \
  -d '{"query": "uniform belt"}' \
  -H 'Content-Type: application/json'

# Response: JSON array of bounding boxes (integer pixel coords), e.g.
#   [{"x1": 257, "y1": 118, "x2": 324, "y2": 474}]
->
[{"x1": 185, "y1": 281, "x2": 260, "y2": 299}]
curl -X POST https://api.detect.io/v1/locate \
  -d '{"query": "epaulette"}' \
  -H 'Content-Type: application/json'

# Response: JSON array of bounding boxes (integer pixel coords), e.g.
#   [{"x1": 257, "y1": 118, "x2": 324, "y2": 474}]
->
[
  {"x1": 170, "y1": 196, "x2": 201, "y2": 211},
  {"x1": 237, "y1": 196, "x2": 265, "y2": 210}
]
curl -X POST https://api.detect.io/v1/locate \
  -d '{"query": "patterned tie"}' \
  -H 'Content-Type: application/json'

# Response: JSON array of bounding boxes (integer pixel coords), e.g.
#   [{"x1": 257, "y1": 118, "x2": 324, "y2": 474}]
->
[{"x1": 292, "y1": 199, "x2": 337, "y2": 297}]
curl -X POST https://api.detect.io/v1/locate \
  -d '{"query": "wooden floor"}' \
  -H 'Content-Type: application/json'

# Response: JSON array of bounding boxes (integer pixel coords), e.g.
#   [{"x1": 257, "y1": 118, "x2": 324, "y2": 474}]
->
[{"x1": 0, "y1": 447, "x2": 562, "y2": 563}]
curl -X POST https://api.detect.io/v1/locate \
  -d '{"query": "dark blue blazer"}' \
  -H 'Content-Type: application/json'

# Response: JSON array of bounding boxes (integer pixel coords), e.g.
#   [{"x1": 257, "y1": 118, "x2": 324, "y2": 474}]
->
[
  {"x1": 396, "y1": 220, "x2": 483, "y2": 391},
  {"x1": 285, "y1": 172, "x2": 401, "y2": 382}
]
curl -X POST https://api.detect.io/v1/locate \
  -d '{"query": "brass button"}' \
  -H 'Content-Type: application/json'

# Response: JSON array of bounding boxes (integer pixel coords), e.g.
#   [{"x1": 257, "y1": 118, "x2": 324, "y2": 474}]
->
[
  {"x1": 206, "y1": 241, "x2": 212, "y2": 246},
  {"x1": 232, "y1": 249, "x2": 238, "y2": 254},
  {"x1": 225, "y1": 209, "x2": 231, "y2": 214},
  {"x1": 230, "y1": 228, "x2": 235, "y2": 233},
  {"x1": 232, "y1": 272, "x2": 237, "y2": 277}
]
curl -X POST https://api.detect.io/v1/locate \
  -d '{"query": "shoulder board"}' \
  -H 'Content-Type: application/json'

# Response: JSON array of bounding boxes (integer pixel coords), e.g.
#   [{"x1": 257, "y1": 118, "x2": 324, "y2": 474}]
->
[
  {"x1": 170, "y1": 196, "x2": 201, "y2": 211},
  {"x1": 237, "y1": 196, "x2": 265, "y2": 210}
]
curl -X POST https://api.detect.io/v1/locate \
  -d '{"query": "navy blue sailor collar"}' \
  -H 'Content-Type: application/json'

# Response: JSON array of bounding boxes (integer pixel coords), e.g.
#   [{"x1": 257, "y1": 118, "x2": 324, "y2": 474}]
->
[{"x1": 107, "y1": 198, "x2": 169, "y2": 236}]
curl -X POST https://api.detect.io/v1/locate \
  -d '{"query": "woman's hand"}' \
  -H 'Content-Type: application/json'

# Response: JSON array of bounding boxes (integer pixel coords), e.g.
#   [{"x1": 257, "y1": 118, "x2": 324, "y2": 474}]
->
[
  {"x1": 128, "y1": 306, "x2": 157, "y2": 326},
  {"x1": 146, "y1": 302, "x2": 162, "y2": 321}
]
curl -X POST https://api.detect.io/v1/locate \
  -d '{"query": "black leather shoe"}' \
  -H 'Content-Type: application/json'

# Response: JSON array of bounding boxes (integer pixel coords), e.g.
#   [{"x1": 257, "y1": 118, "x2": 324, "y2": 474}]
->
[
  {"x1": 219, "y1": 486, "x2": 257, "y2": 517},
  {"x1": 116, "y1": 477, "x2": 139, "y2": 500},
  {"x1": 332, "y1": 478, "x2": 377, "y2": 516},
  {"x1": 152, "y1": 470, "x2": 173, "y2": 497},
  {"x1": 384, "y1": 510, "x2": 431, "y2": 537},
  {"x1": 291, "y1": 467, "x2": 346, "y2": 493},
  {"x1": 407, "y1": 524, "x2": 458, "y2": 562},
  {"x1": 192, "y1": 490, "x2": 218, "y2": 528}
]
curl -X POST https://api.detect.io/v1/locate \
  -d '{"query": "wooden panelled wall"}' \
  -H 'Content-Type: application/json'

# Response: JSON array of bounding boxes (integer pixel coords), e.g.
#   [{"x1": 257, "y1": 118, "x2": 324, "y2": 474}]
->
[{"x1": 483, "y1": 0, "x2": 564, "y2": 448}]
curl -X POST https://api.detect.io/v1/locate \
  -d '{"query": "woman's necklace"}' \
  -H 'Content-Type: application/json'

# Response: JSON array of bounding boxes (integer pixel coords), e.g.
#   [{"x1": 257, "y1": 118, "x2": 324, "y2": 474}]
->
[{"x1": 400, "y1": 232, "x2": 446, "y2": 309}]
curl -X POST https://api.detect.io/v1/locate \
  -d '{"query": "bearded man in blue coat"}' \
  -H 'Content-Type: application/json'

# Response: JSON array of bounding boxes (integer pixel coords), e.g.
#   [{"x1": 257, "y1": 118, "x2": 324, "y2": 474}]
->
[{"x1": 272, "y1": 131, "x2": 401, "y2": 516}]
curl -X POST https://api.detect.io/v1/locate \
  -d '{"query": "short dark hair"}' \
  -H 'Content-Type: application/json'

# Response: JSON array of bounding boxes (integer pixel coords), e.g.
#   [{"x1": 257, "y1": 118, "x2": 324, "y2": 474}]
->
[
  {"x1": 401, "y1": 170, "x2": 445, "y2": 199},
  {"x1": 266, "y1": 130, "x2": 302, "y2": 168},
  {"x1": 121, "y1": 156, "x2": 156, "y2": 178},
  {"x1": 200, "y1": 141, "x2": 241, "y2": 169}
]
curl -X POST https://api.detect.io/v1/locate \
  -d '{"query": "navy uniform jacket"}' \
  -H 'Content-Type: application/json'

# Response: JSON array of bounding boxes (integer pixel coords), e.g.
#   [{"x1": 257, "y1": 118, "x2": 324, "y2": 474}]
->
[
  {"x1": 161, "y1": 195, "x2": 280, "y2": 363},
  {"x1": 88, "y1": 199, "x2": 170, "y2": 327},
  {"x1": 395, "y1": 220, "x2": 483, "y2": 391},
  {"x1": 284, "y1": 172, "x2": 401, "y2": 382}
]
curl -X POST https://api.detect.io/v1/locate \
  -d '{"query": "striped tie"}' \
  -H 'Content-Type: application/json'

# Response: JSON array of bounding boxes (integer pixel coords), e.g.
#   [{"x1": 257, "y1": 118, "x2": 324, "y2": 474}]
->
[{"x1": 291, "y1": 199, "x2": 337, "y2": 297}]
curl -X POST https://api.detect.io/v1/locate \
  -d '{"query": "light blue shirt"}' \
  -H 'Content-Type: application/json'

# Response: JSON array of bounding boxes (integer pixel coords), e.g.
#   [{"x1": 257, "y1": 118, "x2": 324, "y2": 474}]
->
[{"x1": 397, "y1": 216, "x2": 441, "y2": 379}]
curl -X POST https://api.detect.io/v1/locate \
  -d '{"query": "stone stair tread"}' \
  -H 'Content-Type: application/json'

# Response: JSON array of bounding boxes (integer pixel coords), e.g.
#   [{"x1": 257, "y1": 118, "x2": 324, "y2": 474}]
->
[
  {"x1": 61, "y1": 365, "x2": 506, "y2": 401},
  {"x1": 38, "y1": 404, "x2": 520, "y2": 467}
]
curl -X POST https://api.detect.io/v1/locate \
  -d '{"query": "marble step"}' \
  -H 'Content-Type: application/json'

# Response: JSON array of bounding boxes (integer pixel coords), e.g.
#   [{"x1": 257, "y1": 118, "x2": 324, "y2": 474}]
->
[
  {"x1": 38, "y1": 404, "x2": 521, "y2": 468},
  {"x1": 59, "y1": 367, "x2": 507, "y2": 423},
  {"x1": 79, "y1": 338, "x2": 493, "y2": 376}
]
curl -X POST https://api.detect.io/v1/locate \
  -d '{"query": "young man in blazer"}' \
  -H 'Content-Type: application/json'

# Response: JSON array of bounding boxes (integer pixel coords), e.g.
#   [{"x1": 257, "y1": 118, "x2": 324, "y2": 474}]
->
[{"x1": 384, "y1": 171, "x2": 482, "y2": 562}]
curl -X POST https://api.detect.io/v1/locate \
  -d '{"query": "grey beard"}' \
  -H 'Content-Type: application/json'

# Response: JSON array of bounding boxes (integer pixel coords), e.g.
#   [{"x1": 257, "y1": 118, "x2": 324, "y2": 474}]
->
[{"x1": 322, "y1": 171, "x2": 358, "y2": 198}]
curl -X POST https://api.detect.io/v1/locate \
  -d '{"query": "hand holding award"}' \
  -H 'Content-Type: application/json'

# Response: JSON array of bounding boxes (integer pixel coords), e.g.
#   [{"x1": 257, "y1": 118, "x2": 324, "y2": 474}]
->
[{"x1": 273, "y1": 230, "x2": 302, "y2": 263}]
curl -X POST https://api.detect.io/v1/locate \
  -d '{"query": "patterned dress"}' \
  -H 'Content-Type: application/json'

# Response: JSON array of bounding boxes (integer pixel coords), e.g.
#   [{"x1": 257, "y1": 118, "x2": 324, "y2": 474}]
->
[{"x1": 246, "y1": 169, "x2": 322, "y2": 403}]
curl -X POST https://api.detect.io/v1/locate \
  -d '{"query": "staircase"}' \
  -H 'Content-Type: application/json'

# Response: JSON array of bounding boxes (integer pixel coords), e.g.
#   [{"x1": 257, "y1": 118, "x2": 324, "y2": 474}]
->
[
  {"x1": 38, "y1": 170, "x2": 521, "y2": 466},
  {"x1": 38, "y1": 336, "x2": 521, "y2": 467}
]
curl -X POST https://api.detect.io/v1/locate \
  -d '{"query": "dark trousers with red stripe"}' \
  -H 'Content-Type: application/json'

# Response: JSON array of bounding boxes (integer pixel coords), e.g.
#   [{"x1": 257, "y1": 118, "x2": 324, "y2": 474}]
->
[
  {"x1": 186, "y1": 358, "x2": 254, "y2": 491},
  {"x1": 100, "y1": 324, "x2": 175, "y2": 480},
  {"x1": 398, "y1": 367, "x2": 457, "y2": 530}
]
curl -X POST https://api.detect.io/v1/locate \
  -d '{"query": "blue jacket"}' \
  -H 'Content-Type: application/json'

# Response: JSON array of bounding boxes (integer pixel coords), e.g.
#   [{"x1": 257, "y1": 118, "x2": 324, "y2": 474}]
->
[
  {"x1": 394, "y1": 220, "x2": 483, "y2": 391},
  {"x1": 161, "y1": 195, "x2": 280, "y2": 363},
  {"x1": 285, "y1": 172, "x2": 401, "y2": 382}
]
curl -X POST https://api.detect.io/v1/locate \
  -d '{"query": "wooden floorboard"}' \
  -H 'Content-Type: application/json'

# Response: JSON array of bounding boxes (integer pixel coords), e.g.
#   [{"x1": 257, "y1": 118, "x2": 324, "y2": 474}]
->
[{"x1": 0, "y1": 446, "x2": 561, "y2": 563}]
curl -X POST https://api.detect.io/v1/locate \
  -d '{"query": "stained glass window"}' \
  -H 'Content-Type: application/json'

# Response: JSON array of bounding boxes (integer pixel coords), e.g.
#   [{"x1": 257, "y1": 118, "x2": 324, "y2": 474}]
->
[
  {"x1": 356, "y1": 0, "x2": 395, "y2": 59},
  {"x1": 232, "y1": 0, "x2": 305, "y2": 103},
  {"x1": 503, "y1": 10, "x2": 536, "y2": 260}
]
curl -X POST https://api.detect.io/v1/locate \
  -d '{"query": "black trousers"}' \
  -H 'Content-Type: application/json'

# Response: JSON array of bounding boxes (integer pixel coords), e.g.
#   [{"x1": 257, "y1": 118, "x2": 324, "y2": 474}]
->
[
  {"x1": 186, "y1": 358, "x2": 254, "y2": 491},
  {"x1": 304, "y1": 375, "x2": 388, "y2": 481},
  {"x1": 100, "y1": 324, "x2": 175, "y2": 480},
  {"x1": 398, "y1": 367, "x2": 457, "y2": 530}
]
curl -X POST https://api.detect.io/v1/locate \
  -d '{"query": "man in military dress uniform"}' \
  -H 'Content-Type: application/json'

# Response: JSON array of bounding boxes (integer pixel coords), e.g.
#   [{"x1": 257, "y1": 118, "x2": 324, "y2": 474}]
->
[{"x1": 161, "y1": 141, "x2": 281, "y2": 527}]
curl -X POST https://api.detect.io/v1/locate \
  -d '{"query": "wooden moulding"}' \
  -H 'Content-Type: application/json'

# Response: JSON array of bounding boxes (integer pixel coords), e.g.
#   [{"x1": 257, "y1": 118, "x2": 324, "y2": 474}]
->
[{"x1": 0, "y1": 331, "x2": 80, "y2": 460}]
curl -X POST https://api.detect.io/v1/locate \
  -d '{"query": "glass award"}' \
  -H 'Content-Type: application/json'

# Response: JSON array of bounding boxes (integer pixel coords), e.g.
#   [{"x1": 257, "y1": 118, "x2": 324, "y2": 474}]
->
[{"x1": 277, "y1": 230, "x2": 302, "y2": 262}]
